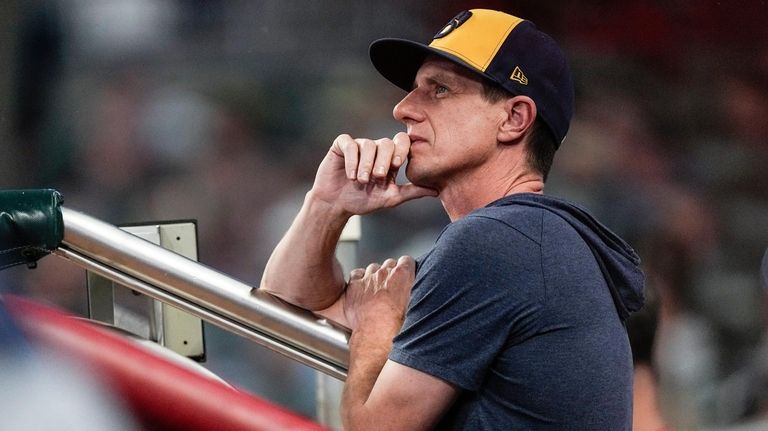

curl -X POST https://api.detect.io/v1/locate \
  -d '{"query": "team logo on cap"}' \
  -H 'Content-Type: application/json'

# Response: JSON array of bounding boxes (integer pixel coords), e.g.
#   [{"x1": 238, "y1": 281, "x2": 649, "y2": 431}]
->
[
  {"x1": 433, "y1": 10, "x2": 472, "y2": 39},
  {"x1": 510, "y1": 66, "x2": 529, "y2": 85}
]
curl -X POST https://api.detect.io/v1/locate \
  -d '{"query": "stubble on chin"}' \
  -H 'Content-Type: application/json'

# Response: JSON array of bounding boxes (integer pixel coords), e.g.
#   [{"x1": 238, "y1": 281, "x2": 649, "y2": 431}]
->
[{"x1": 404, "y1": 159, "x2": 439, "y2": 189}]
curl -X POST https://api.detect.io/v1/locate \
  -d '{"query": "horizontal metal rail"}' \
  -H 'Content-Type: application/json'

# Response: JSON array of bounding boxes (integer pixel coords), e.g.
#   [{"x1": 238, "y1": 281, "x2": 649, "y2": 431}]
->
[{"x1": 55, "y1": 207, "x2": 349, "y2": 380}]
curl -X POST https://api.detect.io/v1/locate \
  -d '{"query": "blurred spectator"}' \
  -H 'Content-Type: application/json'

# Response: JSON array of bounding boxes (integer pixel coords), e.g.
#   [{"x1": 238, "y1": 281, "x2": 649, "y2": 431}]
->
[
  {"x1": 627, "y1": 294, "x2": 671, "y2": 431},
  {"x1": 1, "y1": 296, "x2": 137, "y2": 430}
]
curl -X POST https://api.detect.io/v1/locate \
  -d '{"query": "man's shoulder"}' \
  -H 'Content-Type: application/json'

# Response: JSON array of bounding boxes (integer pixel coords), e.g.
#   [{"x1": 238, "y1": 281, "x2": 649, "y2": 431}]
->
[{"x1": 449, "y1": 202, "x2": 544, "y2": 245}]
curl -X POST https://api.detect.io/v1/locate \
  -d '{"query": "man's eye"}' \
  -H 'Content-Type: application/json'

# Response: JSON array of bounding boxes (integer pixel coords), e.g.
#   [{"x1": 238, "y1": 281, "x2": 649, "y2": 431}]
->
[{"x1": 435, "y1": 85, "x2": 449, "y2": 95}]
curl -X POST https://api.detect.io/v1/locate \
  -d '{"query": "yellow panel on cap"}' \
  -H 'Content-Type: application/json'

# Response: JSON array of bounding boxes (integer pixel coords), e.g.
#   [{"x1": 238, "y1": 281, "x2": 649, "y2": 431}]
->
[{"x1": 429, "y1": 9, "x2": 523, "y2": 72}]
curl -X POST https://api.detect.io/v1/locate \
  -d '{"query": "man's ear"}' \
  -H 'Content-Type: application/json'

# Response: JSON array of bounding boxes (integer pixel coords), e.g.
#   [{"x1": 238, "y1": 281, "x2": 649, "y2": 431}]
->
[{"x1": 498, "y1": 96, "x2": 537, "y2": 144}]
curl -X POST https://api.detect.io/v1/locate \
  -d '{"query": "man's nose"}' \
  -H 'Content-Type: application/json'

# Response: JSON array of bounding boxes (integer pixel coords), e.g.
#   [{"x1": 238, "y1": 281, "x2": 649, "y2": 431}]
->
[{"x1": 393, "y1": 90, "x2": 423, "y2": 124}]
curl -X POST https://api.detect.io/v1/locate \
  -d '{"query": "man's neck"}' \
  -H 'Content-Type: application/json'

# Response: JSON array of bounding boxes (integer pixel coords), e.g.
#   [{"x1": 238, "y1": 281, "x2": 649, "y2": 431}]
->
[{"x1": 439, "y1": 172, "x2": 544, "y2": 221}]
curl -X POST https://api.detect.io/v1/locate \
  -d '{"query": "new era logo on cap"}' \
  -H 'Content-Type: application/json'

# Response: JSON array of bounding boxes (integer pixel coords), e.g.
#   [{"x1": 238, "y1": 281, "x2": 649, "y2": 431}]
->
[
  {"x1": 369, "y1": 9, "x2": 575, "y2": 147},
  {"x1": 511, "y1": 66, "x2": 528, "y2": 85}
]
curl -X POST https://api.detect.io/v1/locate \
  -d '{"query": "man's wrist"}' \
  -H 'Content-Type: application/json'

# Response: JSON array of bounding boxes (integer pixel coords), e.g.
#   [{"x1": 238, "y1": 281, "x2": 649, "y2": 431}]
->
[
  {"x1": 304, "y1": 190, "x2": 352, "y2": 230},
  {"x1": 352, "y1": 313, "x2": 404, "y2": 342}
]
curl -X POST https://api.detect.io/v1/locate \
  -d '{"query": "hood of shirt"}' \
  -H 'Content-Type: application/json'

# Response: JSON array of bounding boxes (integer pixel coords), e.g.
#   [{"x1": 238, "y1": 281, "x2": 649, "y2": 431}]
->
[{"x1": 490, "y1": 193, "x2": 645, "y2": 321}]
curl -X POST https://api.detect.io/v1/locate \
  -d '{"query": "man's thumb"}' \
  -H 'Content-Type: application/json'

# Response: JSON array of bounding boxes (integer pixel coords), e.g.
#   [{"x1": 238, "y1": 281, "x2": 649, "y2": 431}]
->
[{"x1": 397, "y1": 183, "x2": 439, "y2": 203}]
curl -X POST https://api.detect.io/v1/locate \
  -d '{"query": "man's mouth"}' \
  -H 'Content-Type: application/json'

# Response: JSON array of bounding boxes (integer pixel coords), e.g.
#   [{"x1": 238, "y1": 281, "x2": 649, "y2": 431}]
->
[{"x1": 408, "y1": 134, "x2": 428, "y2": 145}]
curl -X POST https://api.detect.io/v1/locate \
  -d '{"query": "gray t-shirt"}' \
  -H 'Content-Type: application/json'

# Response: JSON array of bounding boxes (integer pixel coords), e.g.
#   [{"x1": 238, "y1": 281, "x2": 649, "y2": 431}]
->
[{"x1": 390, "y1": 193, "x2": 644, "y2": 430}]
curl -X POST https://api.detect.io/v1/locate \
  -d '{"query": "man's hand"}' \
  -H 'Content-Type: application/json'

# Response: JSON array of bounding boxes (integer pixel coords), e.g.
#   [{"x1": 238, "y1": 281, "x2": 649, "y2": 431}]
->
[
  {"x1": 311, "y1": 132, "x2": 437, "y2": 217},
  {"x1": 260, "y1": 133, "x2": 433, "y2": 314},
  {"x1": 343, "y1": 256, "x2": 415, "y2": 331},
  {"x1": 341, "y1": 256, "x2": 459, "y2": 431}
]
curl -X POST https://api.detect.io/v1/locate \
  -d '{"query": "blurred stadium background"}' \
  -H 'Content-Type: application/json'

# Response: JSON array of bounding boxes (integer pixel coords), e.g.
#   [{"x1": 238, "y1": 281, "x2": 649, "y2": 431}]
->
[{"x1": 1, "y1": 1, "x2": 767, "y2": 429}]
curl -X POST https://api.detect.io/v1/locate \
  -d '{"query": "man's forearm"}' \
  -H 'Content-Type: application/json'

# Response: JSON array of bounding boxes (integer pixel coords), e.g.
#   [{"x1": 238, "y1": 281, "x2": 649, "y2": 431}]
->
[
  {"x1": 341, "y1": 320, "x2": 401, "y2": 430},
  {"x1": 260, "y1": 191, "x2": 350, "y2": 310}
]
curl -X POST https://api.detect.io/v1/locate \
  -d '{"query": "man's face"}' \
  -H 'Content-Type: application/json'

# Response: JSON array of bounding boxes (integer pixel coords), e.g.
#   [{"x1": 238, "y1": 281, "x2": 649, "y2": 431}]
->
[{"x1": 393, "y1": 57, "x2": 507, "y2": 189}]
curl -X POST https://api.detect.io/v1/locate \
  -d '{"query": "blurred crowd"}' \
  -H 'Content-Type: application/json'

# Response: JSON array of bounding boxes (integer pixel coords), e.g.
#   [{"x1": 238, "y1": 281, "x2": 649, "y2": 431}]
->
[{"x1": 1, "y1": 1, "x2": 767, "y2": 429}]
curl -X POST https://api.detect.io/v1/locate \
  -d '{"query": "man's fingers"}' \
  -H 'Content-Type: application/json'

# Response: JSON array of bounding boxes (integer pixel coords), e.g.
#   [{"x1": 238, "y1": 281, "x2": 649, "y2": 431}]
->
[
  {"x1": 391, "y1": 256, "x2": 416, "y2": 281},
  {"x1": 349, "y1": 268, "x2": 365, "y2": 281},
  {"x1": 355, "y1": 138, "x2": 377, "y2": 183},
  {"x1": 372, "y1": 138, "x2": 395, "y2": 181},
  {"x1": 392, "y1": 132, "x2": 411, "y2": 168},
  {"x1": 372, "y1": 259, "x2": 398, "y2": 293},
  {"x1": 364, "y1": 262, "x2": 381, "y2": 276},
  {"x1": 396, "y1": 255, "x2": 415, "y2": 272},
  {"x1": 335, "y1": 134, "x2": 410, "y2": 184},
  {"x1": 334, "y1": 134, "x2": 359, "y2": 180},
  {"x1": 381, "y1": 258, "x2": 397, "y2": 269}
]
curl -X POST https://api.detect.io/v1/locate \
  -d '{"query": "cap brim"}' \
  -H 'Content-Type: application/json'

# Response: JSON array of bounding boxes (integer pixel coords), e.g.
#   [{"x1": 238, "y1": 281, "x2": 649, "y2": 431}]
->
[{"x1": 369, "y1": 38, "x2": 487, "y2": 92}]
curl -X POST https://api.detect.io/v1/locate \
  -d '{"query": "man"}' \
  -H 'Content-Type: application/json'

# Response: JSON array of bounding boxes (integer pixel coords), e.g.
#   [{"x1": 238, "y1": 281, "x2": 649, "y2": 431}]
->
[{"x1": 261, "y1": 9, "x2": 645, "y2": 430}]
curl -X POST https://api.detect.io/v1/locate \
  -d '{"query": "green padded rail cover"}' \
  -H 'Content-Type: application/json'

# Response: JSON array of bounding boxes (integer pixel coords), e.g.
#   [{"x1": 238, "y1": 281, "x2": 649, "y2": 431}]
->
[{"x1": 0, "y1": 189, "x2": 64, "y2": 270}]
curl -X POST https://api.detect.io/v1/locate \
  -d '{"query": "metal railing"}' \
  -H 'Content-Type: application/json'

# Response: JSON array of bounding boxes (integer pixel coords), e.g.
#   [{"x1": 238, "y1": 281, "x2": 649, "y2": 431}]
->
[{"x1": 54, "y1": 207, "x2": 350, "y2": 380}]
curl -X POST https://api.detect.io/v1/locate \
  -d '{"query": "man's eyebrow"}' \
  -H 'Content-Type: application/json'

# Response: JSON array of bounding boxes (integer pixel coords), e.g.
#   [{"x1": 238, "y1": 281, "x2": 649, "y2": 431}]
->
[{"x1": 416, "y1": 71, "x2": 463, "y2": 88}]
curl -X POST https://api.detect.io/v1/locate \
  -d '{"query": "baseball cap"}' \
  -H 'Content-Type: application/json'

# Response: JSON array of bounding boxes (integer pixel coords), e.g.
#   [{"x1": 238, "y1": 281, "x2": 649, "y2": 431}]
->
[{"x1": 370, "y1": 9, "x2": 575, "y2": 147}]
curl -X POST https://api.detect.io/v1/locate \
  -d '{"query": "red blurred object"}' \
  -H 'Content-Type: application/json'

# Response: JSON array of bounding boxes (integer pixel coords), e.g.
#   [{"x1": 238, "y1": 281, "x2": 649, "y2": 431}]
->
[{"x1": 5, "y1": 295, "x2": 327, "y2": 431}]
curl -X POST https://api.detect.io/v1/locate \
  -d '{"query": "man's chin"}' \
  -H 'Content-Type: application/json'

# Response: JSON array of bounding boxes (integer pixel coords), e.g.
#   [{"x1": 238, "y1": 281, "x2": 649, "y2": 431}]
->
[{"x1": 405, "y1": 165, "x2": 438, "y2": 189}]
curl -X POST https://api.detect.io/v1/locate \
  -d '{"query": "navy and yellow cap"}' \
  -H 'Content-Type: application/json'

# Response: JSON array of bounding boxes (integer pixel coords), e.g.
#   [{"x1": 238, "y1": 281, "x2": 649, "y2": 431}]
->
[{"x1": 370, "y1": 9, "x2": 575, "y2": 147}]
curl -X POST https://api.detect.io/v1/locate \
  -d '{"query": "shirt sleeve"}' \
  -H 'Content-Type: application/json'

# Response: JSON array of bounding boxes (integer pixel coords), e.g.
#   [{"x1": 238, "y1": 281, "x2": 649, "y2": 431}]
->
[{"x1": 389, "y1": 215, "x2": 546, "y2": 390}]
